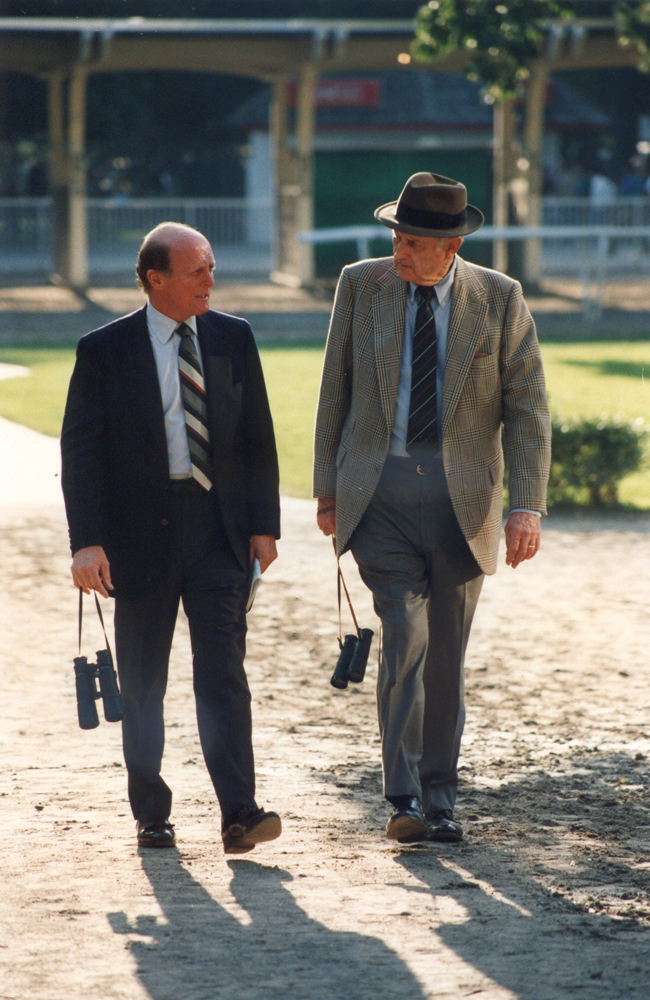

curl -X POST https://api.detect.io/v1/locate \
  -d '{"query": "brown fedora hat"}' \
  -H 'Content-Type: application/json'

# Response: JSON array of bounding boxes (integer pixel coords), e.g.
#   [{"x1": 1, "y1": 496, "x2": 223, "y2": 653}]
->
[{"x1": 375, "y1": 172, "x2": 484, "y2": 238}]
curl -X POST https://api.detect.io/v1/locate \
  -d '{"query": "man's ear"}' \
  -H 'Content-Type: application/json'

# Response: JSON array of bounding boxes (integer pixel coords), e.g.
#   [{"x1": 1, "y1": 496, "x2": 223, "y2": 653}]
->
[{"x1": 147, "y1": 269, "x2": 165, "y2": 291}]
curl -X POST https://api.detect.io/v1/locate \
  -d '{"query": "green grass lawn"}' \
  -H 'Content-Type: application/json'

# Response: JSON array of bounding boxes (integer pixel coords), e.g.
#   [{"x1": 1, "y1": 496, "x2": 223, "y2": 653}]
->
[
  {"x1": 0, "y1": 340, "x2": 648, "y2": 505},
  {"x1": 0, "y1": 347, "x2": 77, "y2": 437}
]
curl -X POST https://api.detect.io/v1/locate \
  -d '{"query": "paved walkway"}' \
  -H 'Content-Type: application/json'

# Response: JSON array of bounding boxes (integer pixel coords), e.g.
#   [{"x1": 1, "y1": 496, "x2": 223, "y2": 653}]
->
[{"x1": 0, "y1": 414, "x2": 63, "y2": 507}]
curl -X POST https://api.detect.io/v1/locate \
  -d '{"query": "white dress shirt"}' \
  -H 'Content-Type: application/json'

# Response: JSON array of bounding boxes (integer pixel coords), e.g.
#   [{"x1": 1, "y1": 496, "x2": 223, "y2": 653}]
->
[{"x1": 146, "y1": 302, "x2": 203, "y2": 478}]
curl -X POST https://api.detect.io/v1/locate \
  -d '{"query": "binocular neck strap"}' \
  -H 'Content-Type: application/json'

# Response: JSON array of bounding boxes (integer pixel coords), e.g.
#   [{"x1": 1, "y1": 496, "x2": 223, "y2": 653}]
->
[
  {"x1": 78, "y1": 589, "x2": 114, "y2": 660},
  {"x1": 333, "y1": 537, "x2": 360, "y2": 647}
]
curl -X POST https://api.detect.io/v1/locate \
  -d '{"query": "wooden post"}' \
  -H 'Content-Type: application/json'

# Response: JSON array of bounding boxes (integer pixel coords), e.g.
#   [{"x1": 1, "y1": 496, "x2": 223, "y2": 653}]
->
[
  {"x1": 66, "y1": 68, "x2": 88, "y2": 290},
  {"x1": 492, "y1": 98, "x2": 515, "y2": 273},
  {"x1": 47, "y1": 68, "x2": 89, "y2": 289},
  {"x1": 270, "y1": 74, "x2": 293, "y2": 281},
  {"x1": 295, "y1": 63, "x2": 317, "y2": 285},
  {"x1": 270, "y1": 66, "x2": 317, "y2": 287},
  {"x1": 48, "y1": 72, "x2": 68, "y2": 280},
  {"x1": 523, "y1": 62, "x2": 547, "y2": 286}
]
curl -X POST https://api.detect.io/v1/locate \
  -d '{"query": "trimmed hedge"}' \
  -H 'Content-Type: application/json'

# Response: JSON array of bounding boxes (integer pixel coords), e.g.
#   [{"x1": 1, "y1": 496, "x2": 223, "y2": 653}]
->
[{"x1": 548, "y1": 417, "x2": 647, "y2": 508}]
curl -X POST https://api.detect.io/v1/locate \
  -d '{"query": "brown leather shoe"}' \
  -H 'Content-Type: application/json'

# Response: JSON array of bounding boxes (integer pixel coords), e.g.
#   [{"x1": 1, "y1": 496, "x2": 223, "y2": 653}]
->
[
  {"x1": 427, "y1": 809, "x2": 463, "y2": 843},
  {"x1": 136, "y1": 819, "x2": 176, "y2": 848},
  {"x1": 385, "y1": 797, "x2": 427, "y2": 844},
  {"x1": 221, "y1": 806, "x2": 282, "y2": 855}
]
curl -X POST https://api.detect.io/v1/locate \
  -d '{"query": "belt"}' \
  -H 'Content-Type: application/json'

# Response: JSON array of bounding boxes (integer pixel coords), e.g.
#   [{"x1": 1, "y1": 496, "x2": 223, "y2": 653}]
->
[
  {"x1": 168, "y1": 477, "x2": 203, "y2": 494},
  {"x1": 385, "y1": 454, "x2": 441, "y2": 477}
]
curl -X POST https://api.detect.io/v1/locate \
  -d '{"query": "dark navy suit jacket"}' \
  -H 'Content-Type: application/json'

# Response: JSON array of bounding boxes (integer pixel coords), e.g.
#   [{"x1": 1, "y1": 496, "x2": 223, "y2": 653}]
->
[{"x1": 61, "y1": 305, "x2": 280, "y2": 599}]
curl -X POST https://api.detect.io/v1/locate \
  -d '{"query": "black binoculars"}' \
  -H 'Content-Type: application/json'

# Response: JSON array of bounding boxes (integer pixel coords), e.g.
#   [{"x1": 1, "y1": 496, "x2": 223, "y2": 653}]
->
[
  {"x1": 74, "y1": 648, "x2": 124, "y2": 730},
  {"x1": 330, "y1": 628, "x2": 374, "y2": 690}
]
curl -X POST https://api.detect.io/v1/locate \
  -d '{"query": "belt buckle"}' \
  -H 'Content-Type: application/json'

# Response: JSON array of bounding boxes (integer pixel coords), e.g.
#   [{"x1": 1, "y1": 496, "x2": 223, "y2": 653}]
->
[{"x1": 416, "y1": 463, "x2": 432, "y2": 476}]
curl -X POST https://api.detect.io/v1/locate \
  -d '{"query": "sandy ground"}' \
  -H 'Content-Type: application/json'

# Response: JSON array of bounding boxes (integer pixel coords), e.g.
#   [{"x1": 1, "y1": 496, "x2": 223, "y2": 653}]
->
[
  {"x1": 0, "y1": 413, "x2": 649, "y2": 1000},
  {"x1": 2, "y1": 277, "x2": 650, "y2": 345}
]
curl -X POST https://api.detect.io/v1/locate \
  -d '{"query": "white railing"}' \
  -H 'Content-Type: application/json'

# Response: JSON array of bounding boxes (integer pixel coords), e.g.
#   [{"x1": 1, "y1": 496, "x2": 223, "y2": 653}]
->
[
  {"x1": 299, "y1": 223, "x2": 650, "y2": 319},
  {"x1": 3, "y1": 196, "x2": 650, "y2": 289},
  {"x1": 0, "y1": 197, "x2": 274, "y2": 276},
  {"x1": 543, "y1": 195, "x2": 650, "y2": 227}
]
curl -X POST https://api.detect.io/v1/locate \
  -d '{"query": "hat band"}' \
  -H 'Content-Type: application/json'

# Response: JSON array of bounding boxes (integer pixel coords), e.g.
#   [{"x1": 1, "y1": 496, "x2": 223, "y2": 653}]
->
[{"x1": 396, "y1": 201, "x2": 467, "y2": 230}]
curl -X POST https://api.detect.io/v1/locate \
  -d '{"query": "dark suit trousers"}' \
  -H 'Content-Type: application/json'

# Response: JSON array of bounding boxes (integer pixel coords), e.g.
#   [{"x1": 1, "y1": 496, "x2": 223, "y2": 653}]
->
[
  {"x1": 350, "y1": 454, "x2": 484, "y2": 816},
  {"x1": 113, "y1": 482, "x2": 254, "y2": 824}
]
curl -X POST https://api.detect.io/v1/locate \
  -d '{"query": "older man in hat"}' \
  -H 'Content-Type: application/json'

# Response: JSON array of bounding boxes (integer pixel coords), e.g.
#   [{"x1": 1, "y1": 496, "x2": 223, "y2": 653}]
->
[{"x1": 314, "y1": 173, "x2": 551, "y2": 844}]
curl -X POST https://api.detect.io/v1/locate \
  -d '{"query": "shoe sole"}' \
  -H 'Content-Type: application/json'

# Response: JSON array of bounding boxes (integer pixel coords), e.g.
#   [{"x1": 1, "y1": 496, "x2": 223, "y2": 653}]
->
[
  {"x1": 386, "y1": 815, "x2": 427, "y2": 844},
  {"x1": 222, "y1": 814, "x2": 282, "y2": 855},
  {"x1": 137, "y1": 837, "x2": 176, "y2": 849}
]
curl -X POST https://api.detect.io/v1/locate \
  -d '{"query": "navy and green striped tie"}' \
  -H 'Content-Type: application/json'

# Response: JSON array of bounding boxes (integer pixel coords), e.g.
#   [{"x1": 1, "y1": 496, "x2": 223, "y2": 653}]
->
[
  {"x1": 176, "y1": 323, "x2": 213, "y2": 491},
  {"x1": 407, "y1": 285, "x2": 439, "y2": 458}
]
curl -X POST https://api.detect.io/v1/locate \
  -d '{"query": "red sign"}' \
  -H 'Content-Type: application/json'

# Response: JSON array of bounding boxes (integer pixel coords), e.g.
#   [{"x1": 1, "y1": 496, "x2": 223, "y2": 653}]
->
[{"x1": 287, "y1": 78, "x2": 381, "y2": 108}]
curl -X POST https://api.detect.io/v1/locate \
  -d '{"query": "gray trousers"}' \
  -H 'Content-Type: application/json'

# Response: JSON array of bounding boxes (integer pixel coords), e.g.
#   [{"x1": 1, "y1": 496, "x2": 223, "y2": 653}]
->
[{"x1": 350, "y1": 454, "x2": 484, "y2": 816}]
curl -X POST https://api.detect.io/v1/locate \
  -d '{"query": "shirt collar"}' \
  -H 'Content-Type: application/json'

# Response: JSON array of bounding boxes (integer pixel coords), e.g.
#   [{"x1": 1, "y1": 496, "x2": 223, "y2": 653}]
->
[
  {"x1": 146, "y1": 301, "x2": 198, "y2": 345},
  {"x1": 408, "y1": 255, "x2": 457, "y2": 307}
]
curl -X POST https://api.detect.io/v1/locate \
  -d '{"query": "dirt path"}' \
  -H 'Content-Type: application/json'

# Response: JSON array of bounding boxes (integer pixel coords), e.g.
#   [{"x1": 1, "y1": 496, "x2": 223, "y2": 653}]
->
[{"x1": 0, "y1": 423, "x2": 649, "y2": 998}]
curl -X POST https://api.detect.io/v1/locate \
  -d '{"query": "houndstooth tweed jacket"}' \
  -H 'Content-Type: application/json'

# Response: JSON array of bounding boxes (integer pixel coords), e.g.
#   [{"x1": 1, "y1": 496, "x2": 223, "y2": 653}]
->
[{"x1": 313, "y1": 255, "x2": 551, "y2": 575}]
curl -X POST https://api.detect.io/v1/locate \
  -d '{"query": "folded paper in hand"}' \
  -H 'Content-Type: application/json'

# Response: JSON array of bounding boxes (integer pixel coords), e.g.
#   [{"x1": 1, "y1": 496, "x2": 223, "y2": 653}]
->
[{"x1": 246, "y1": 556, "x2": 262, "y2": 613}]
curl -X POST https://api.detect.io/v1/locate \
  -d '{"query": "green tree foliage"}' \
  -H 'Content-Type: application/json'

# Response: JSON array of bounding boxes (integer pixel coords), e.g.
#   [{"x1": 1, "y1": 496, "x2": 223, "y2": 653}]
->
[
  {"x1": 617, "y1": 2, "x2": 650, "y2": 71},
  {"x1": 412, "y1": 0, "x2": 575, "y2": 101},
  {"x1": 548, "y1": 416, "x2": 647, "y2": 507}
]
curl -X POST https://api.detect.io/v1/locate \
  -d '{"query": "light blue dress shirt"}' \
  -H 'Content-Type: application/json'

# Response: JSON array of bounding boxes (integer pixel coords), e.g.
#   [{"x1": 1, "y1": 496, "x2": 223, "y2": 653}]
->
[
  {"x1": 146, "y1": 302, "x2": 202, "y2": 478},
  {"x1": 389, "y1": 258, "x2": 457, "y2": 457}
]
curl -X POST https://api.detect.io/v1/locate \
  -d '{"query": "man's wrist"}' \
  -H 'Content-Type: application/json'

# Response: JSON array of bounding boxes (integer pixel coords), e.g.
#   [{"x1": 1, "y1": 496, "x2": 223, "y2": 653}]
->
[
  {"x1": 510, "y1": 509, "x2": 541, "y2": 517},
  {"x1": 317, "y1": 498, "x2": 336, "y2": 515}
]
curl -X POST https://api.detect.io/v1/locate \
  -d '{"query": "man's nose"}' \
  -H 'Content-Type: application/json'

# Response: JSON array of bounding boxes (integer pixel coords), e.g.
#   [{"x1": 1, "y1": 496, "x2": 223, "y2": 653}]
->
[{"x1": 206, "y1": 271, "x2": 215, "y2": 288}]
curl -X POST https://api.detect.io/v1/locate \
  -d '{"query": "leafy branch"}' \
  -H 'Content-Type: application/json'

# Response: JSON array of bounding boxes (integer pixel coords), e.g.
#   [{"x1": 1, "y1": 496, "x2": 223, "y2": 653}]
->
[
  {"x1": 412, "y1": 0, "x2": 575, "y2": 101},
  {"x1": 617, "y1": 2, "x2": 650, "y2": 72}
]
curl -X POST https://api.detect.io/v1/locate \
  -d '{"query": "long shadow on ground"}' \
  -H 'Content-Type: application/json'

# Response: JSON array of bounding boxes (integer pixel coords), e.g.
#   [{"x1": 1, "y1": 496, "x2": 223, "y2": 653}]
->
[
  {"x1": 395, "y1": 847, "x2": 649, "y2": 1000},
  {"x1": 108, "y1": 856, "x2": 426, "y2": 1000}
]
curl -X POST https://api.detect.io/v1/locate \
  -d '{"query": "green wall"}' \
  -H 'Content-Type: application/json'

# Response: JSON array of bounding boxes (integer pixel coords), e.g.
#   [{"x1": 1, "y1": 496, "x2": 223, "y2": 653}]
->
[{"x1": 314, "y1": 148, "x2": 492, "y2": 277}]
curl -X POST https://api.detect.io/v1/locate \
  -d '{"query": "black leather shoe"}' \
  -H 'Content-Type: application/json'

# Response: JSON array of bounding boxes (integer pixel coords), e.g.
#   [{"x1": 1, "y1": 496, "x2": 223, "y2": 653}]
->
[
  {"x1": 221, "y1": 806, "x2": 282, "y2": 855},
  {"x1": 427, "y1": 809, "x2": 463, "y2": 843},
  {"x1": 136, "y1": 819, "x2": 176, "y2": 848},
  {"x1": 385, "y1": 796, "x2": 427, "y2": 843}
]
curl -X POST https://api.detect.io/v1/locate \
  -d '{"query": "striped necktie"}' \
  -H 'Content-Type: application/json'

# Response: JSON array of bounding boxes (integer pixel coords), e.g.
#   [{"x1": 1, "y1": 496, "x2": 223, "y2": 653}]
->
[
  {"x1": 406, "y1": 285, "x2": 438, "y2": 458},
  {"x1": 176, "y1": 323, "x2": 213, "y2": 491}
]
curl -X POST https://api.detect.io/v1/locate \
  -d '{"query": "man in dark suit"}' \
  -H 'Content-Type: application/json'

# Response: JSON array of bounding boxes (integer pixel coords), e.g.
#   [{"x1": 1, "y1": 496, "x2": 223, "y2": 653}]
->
[{"x1": 61, "y1": 222, "x2": 282, "y2": 854}]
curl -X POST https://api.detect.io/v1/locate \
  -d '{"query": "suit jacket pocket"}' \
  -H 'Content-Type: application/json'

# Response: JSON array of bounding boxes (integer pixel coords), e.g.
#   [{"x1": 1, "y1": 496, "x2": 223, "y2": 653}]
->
[
  {"x1": 336, "y1": 419, "x2": 356, "y2": 468},
  {"x1": 488, "y1": 453, "x2": 504, "y2": 486}
]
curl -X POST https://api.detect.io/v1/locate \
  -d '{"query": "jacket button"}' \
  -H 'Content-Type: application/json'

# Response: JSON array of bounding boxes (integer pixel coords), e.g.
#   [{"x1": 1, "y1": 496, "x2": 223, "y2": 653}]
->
[{"x1": 161, "y1": 518, "x2": 169, "y2": 526}]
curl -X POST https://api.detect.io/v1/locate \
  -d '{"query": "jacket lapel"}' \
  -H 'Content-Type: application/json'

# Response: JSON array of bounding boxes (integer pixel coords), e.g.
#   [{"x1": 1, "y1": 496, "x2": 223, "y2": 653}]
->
[
  {"x1": 127, "y1": 306, "x2": 168, "y2": 463},
  {"x1": 371, "y1": 268, "x2": 408, "y2": 429},
  {"x1": 197, "y1": 314, "x2": 241, "y2": 447},
  {"x1": 442, "y1": 257, "x2": 488, "y2": 436}
]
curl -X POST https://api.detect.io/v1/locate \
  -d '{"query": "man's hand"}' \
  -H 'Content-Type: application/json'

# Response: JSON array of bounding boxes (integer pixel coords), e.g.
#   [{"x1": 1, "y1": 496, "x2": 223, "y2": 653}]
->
[
  {"x1": 504, "y1": 512, "x2": 541, "y2": 569},
  {"x1": 71, "y1": 545, "x2": 114, "y2": 598},
  {"x1": 316, "y1": 498, "x2": 336, "y2": 537},
  {"x1": 249, "y1": 535, "x2": 278, "y2": 574}
]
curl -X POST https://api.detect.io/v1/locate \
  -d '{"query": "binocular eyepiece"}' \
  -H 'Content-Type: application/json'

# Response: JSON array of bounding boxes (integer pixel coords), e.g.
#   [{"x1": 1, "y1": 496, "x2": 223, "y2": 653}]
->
[
  {"x1": 330, "y1": 628, "x2": 374, "y2": 690},
  {"x1": 74, "y1": 648, "x2": 124, "y2": 730}
]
